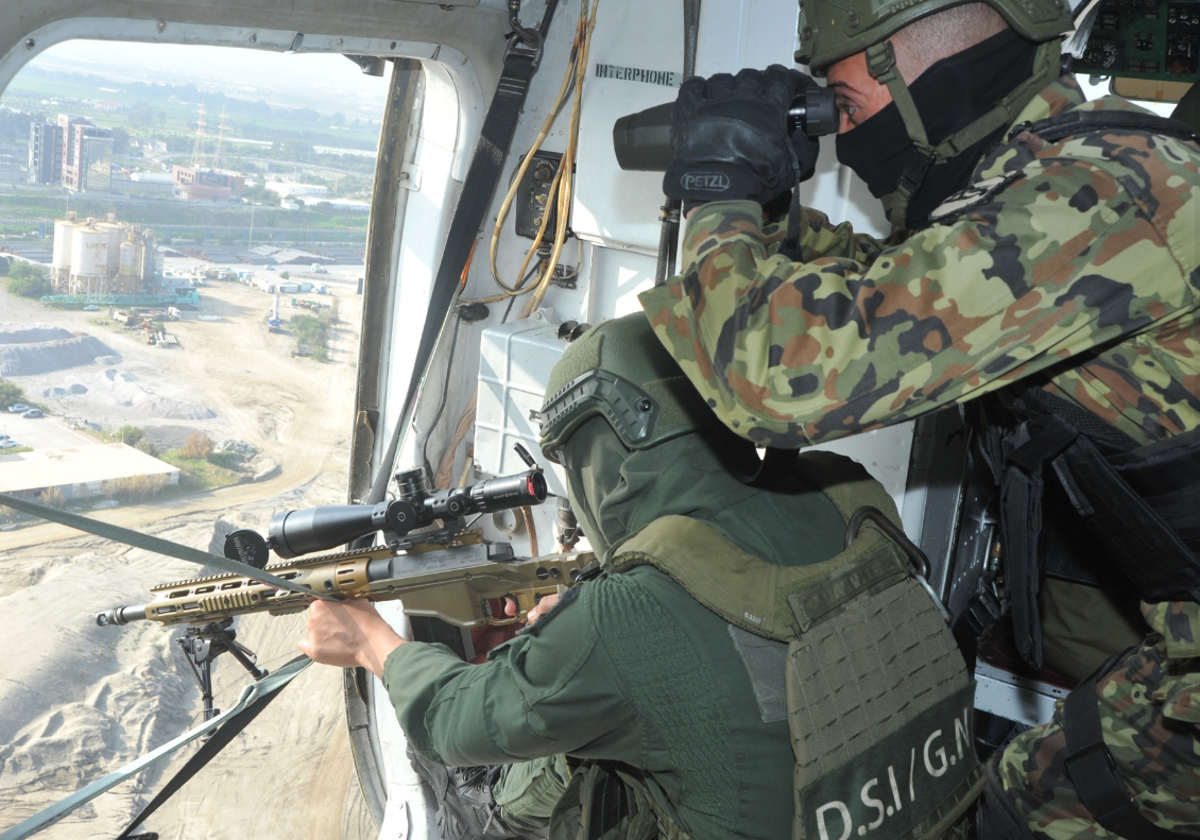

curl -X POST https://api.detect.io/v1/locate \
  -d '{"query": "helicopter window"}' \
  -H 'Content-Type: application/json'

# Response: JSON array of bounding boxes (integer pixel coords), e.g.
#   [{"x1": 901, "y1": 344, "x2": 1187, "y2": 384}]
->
[{"x1": 0, "y1": 37, "x2": 390, "y2": 835}]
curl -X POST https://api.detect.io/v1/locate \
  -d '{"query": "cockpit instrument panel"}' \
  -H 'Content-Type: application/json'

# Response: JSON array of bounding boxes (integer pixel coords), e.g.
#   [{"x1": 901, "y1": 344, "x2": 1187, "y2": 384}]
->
[{"x1": 1075, "y1": 0, "x2": 1199, "y2": 81}]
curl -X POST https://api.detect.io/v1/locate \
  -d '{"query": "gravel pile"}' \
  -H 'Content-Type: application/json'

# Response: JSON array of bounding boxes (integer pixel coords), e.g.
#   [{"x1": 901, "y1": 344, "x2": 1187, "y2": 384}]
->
[
  {"x1": 0, "y1": 324, "x2": 119, "y2": 377},
  {"x1": 46, "y1": 368, "x2": 216, "y2": 420}
]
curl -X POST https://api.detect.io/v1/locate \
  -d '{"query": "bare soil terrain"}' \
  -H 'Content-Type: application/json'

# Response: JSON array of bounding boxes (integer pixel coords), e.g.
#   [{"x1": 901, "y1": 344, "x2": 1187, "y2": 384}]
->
[{"x1": 0, "y1": 266, "x2": 376, "y2": 840}]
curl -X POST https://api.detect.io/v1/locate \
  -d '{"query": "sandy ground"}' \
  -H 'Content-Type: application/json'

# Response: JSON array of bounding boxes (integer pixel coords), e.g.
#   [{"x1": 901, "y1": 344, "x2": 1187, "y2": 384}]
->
[{"x1": 0, "y1": 270, "x2": 377, "y2": 840}]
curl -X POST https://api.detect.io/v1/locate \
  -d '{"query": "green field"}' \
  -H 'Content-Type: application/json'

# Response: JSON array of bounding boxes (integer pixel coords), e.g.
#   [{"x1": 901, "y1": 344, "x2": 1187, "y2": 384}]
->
[
  {"x1": 0, "y1": 191, "x2": 369, "y2": 245},
  {"x1": 3, "y1": 67, "x2": 382, "y2": 151}
]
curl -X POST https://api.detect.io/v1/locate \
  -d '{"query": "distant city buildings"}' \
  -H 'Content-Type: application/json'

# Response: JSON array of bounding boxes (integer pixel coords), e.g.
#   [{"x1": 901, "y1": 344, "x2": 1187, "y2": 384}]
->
[
  {"x1": 27, "y1": 120, "x2": 63, "y2": 185},
  {"x1": 27, "y1": 115, "x2": 113, "y2": 191},
  {"x1": 264, "y1": 180, "x2": 328, "y2": 200},
  {"x1": 58, "y1": 114, "x2": 113, "y2": 192}
]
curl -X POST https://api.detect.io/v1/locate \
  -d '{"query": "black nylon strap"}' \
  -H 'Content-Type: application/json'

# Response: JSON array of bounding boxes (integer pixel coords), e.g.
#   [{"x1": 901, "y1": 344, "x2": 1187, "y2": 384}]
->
[
  {"x1": 1004, "y1": 388, "x2": 1200, "y2": 603},
  {"x1": 977, "y1": 759, "x2": 1038, "y2": 840},
  {"x1": 0, "y1": 491, "x2": 333, "y2": 600},
  {"x1": 365, "y1": 4, "x2": 558, "y2": 507},
  {"x1": 1028, "y1": 110, "x2": 1200, "y2": 145},
  {"x1": 114, "y1": 655, "x2": 309, "y2": 840},
  {"x1": 1000, "y1": 461, "x2": 1044, "y2": 667},
  {"x1": 1007, "y1": 416, "x2": 1079, "y2": 473},
  {"x1": 1063, "y1": 662, "x2": 1191, "y2": 840},
  {"x1": 998, "y1": 416, "x2": 1081, "y2": 667}
]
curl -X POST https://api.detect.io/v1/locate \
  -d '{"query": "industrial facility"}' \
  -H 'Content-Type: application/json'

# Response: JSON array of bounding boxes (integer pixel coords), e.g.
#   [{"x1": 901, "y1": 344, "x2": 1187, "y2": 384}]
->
[
  {"x1": 171, "y1": 164, "x2": 245, "y2": 201},
  {"x1": 169, "y1": 103, "x2": 245, "y2": 202},
  {"x1": 48, "y1": 212, "x2": 161, "y2": 298}
]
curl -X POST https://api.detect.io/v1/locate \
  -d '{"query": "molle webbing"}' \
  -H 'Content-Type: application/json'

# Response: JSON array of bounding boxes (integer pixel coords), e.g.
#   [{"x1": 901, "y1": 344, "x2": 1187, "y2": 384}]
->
[{"x1": 788, "y1": 577, "x2": 981, "y2": 840}]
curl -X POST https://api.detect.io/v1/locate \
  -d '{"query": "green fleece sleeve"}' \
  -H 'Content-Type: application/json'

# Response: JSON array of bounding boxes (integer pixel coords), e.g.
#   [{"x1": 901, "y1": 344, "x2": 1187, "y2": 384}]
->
[{"x1": 381, "y1": 588, "x2": 638, "y2": 767}]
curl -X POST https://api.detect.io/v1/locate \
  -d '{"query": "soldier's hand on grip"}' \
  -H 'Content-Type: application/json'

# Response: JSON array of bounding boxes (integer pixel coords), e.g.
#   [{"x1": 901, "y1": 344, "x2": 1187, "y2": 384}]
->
[{"x1": 663, "y1": 65, "x2": 808, "y2": 208}]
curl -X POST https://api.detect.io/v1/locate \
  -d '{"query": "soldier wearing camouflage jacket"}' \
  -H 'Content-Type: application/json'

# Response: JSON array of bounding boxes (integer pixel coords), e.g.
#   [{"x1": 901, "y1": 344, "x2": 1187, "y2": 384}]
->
[
  {"x1": 986, "y1": 602, "x2": 1200, "y2": 839},
  {"x1": 639, "y1": 73, "x2": 1199, "y2": 455},
  {"x1": 640, "y1": 0, "x2": 1200, "y2": 836}
]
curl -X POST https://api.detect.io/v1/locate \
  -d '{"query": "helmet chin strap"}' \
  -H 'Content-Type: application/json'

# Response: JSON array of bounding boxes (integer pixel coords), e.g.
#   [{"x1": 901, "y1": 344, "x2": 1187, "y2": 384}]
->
[{"x1": 865, "y1": 38, "x2": 1064, "y2": 229}]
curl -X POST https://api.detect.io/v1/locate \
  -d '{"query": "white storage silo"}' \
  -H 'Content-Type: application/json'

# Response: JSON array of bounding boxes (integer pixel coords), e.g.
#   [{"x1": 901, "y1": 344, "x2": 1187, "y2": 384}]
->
[
  {"x1": 98, "y1": 223, "x2": 122, "y2": 275},
  {"x1": 52, "y1": 220, "x2": 75, "y2": 273},
  {"x1": 119, "y1": 238, "x2": 137, "y2": 277},
  {"x1": 71, "y1": 226, "x2": 108, "y2": 276}
]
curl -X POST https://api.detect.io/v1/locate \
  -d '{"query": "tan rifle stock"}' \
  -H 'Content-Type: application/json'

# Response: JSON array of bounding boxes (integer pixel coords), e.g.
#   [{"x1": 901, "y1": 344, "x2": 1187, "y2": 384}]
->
[{"x1": 97, "y1": 531, "x2": 594, "y2": 629}]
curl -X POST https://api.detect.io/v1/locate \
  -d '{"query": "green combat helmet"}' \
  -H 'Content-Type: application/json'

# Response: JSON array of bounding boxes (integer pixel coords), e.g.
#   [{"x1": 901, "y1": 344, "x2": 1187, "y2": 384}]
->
[
  {"x1": 796, "y1": 0, "x2": 1072, "y2": 75},
  {"x1": 538, "y1": 313, "x2": 715, "y2": 464},
  {"x1": 795, "y1": 0, "x2": 1072, "y2": 227}
]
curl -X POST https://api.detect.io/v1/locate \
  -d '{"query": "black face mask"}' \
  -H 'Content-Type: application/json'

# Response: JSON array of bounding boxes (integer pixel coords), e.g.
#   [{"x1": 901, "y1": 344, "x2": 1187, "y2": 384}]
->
[{"x1": 835, "y1": 28, "x2": 1038, "y2": 228}]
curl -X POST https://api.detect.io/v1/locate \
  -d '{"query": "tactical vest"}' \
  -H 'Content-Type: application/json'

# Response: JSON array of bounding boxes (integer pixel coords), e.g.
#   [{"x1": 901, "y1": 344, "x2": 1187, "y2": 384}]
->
[
  {"x1": 955, "y1": 107, "x2": 1200, "y2": 670},
  {"x1": 565, "y1": 451, "x2": 984, "y2": 840},
  {"x1": 981, "y1": 384, "x2": 1200, "y2": 667}
]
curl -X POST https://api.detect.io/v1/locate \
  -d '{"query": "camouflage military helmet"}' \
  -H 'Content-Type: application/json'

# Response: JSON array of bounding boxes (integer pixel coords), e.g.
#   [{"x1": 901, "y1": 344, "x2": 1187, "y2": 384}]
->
[
  {"x1": 539, "y1": 313, "x2": 715, "y2": 464},
  {"x1": 796, "y1": 0, "x2": 1073, "y2": 74}
]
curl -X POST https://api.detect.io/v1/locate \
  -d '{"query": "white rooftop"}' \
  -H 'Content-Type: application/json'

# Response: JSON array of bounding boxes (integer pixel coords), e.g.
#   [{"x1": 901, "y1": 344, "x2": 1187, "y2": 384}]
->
[{"x1": 0, "y1": 443, "x2": 179, "y2": 493}]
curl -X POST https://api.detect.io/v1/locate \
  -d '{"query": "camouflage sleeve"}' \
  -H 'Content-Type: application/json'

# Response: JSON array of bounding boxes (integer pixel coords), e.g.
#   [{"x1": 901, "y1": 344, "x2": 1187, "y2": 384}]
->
[
  {"x1": 639, "y1": 161, "x2": 1197, "y2": 448},
  {"x1": 997, "y1": 601, "x2": 1200, "y2": 839},
  {"x1": 760, "y1": 202, "x2": 892, "y2": 263}
]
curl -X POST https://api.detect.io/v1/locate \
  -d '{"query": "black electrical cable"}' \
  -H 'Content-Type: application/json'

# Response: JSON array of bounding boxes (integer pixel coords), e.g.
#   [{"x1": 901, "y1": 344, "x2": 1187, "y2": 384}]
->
[{"x1": 502, "y1": 258, "x2": 545, "y2": 323}]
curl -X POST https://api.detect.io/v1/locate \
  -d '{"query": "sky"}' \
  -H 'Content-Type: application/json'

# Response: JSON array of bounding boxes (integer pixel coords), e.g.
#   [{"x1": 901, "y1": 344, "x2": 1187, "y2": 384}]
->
[{"x1": 20, "y1": 39, "x2": 389, "y2": 116}]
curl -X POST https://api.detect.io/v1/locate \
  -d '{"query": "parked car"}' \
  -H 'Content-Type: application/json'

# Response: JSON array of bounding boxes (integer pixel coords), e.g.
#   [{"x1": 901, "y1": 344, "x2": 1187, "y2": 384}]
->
[
  {"x1": 83, "y1": 304, "x2": 100, "y2": 312},
  {"x1": 22, "y1": 409, "x2": 43, "y2": 418},
  {"x1": 0, "y1": 440, "x2": 18, "y2": 449},
  {"x1": 7, "y1": 403, "x2": 29, "y2": 413}
]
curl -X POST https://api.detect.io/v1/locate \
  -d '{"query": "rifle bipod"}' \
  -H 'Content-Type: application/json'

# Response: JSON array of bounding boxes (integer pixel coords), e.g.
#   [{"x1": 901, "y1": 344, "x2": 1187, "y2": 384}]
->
[{"x1": 177, "y1": 619, "x2": 266, "y2": 735}]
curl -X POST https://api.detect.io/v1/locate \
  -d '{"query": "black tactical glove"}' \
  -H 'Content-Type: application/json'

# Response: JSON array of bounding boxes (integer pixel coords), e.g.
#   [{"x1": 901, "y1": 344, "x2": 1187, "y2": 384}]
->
[{"x1": 663, "y1": 65, "x2": 809, "y2": 208}]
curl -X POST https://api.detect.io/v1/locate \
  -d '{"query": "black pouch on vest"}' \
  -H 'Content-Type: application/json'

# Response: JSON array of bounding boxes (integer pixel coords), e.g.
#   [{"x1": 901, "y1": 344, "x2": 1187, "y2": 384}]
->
[{"x1": 981, "y1": 388, "x2": 1200, "y2": 668}]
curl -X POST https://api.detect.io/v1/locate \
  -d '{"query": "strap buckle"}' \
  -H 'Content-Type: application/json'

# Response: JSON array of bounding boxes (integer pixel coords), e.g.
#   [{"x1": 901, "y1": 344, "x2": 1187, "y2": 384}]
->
[
  {"x1": 506, "y1": 22, "x2": 544, "y2": 69},
  {"x1": 865, "y1": 41, "x2": 898, "y2": 82},
  {"x1": 1064, "y1": 735, "x2": 1117, "y2": 777}
]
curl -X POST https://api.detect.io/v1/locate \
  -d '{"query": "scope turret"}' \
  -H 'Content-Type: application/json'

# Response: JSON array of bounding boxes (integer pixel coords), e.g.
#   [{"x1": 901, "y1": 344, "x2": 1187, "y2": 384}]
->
[{"x1": 264, "y1": 465, "x2": 548, "y2": 559}]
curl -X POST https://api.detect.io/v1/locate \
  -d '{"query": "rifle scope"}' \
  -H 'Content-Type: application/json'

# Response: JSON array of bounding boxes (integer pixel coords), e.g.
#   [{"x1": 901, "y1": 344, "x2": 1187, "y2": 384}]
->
[
  {"x1": 612, "y1": 85, "x2": 839, "y2": 172},
  {"x1": 267, "y1": 466, "x2": 548, "y2": 559}
]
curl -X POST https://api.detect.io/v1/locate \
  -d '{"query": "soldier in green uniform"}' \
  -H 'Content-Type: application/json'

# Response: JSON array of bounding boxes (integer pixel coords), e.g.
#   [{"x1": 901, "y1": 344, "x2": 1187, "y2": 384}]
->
[
  {"x1": 300, "y1": 314, "x2": 980, "y2": 840},
  {"x1": 638, "y1": 0, "x2": 1200, "y2": 837}
]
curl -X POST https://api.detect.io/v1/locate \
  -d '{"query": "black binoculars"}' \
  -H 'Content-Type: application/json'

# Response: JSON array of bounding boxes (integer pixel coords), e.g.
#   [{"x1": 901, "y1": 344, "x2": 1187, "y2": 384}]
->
[{"x1": 612, "y1": 85, "x2": 838, "y2": 172}]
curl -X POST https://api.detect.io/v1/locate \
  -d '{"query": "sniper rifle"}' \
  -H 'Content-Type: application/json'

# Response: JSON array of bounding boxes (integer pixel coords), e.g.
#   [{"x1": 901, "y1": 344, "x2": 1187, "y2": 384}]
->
[{"x1": 94, "y1": 448, "x2": 593, "y2": 719}]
